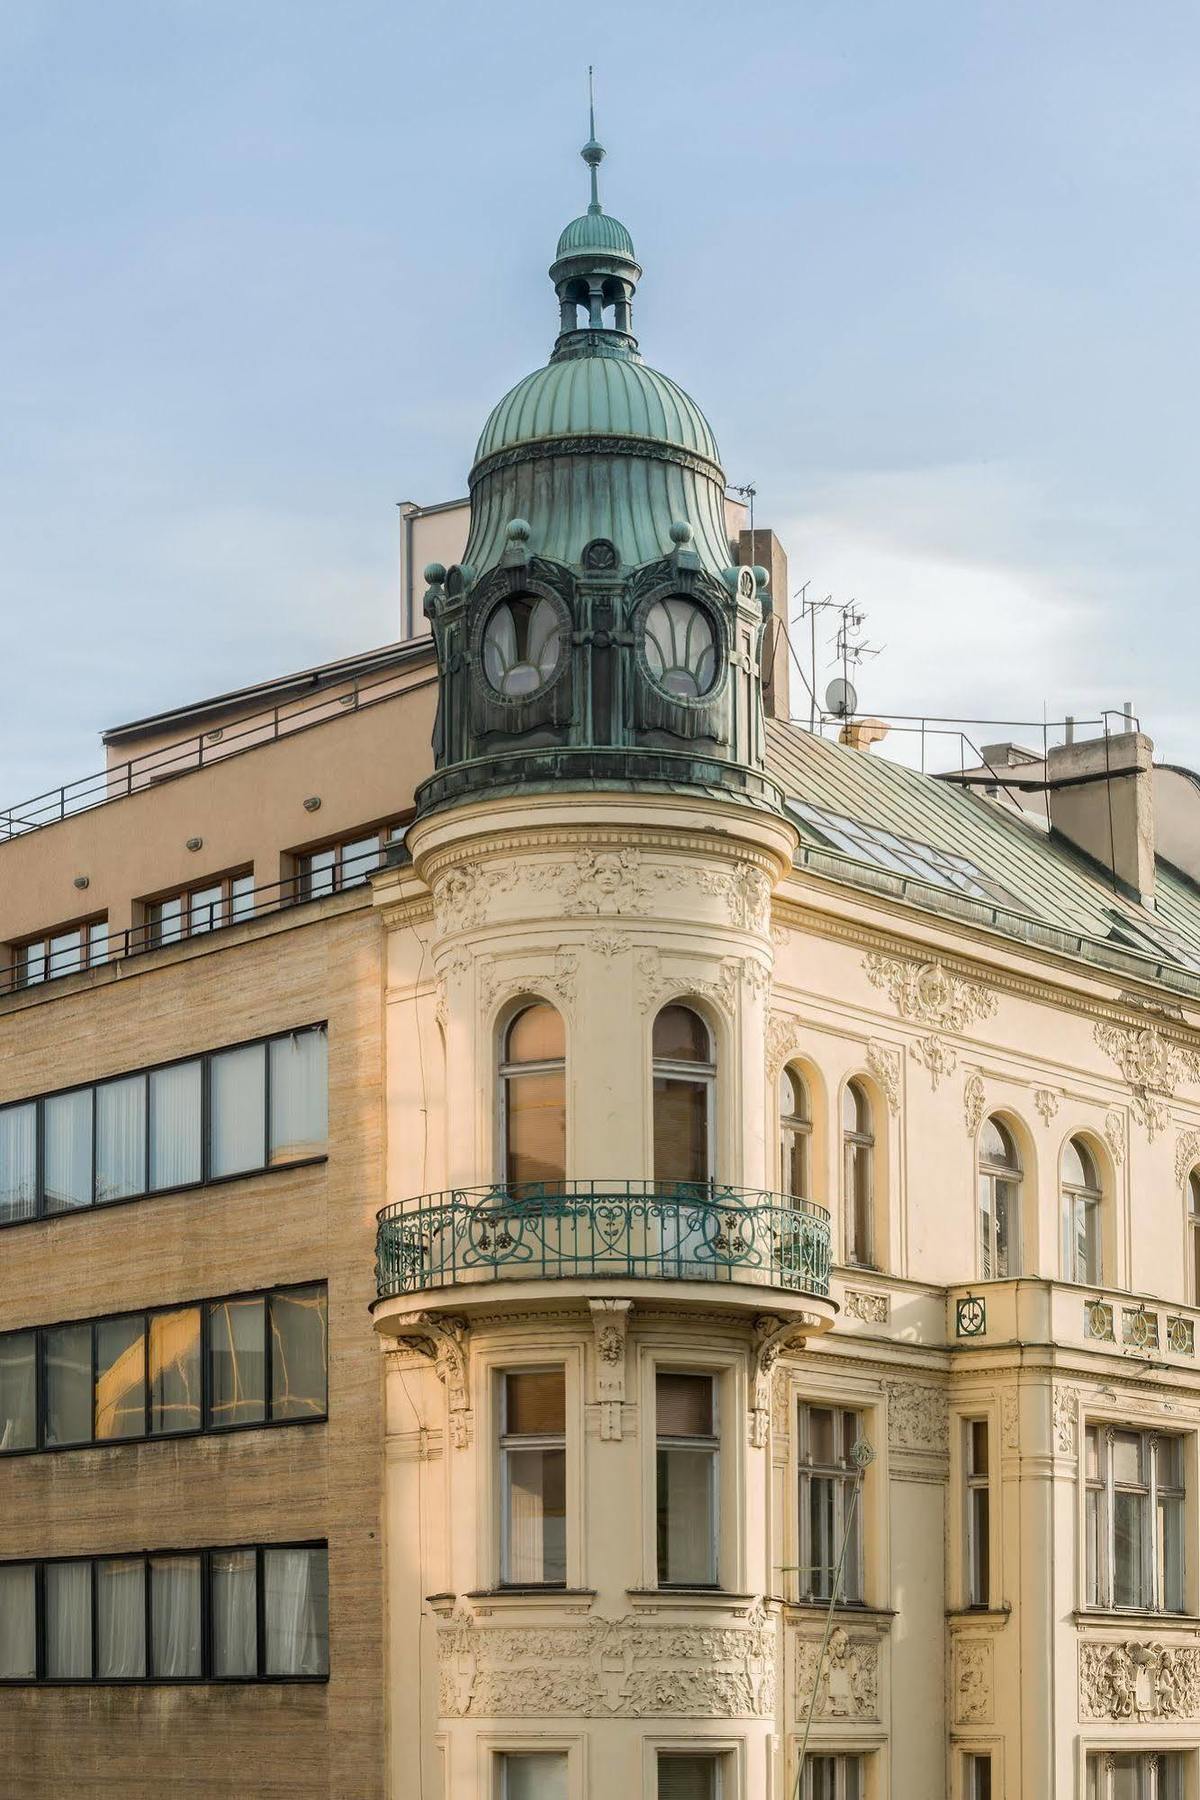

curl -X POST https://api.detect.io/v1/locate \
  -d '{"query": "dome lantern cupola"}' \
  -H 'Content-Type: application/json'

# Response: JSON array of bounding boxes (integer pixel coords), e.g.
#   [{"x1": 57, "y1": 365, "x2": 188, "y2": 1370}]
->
[{"x1": 417, "y1": 94, "x2": 781, "y2": 821}]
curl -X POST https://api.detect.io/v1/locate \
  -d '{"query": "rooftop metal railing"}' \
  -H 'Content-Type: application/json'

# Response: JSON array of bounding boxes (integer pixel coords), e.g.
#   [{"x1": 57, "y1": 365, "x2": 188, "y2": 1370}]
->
[
  {"x1": 0, "y1": 663, "x2": 433, "y2": 842},
  {"x1": 374, "y1": 1181, "x2": 832, "y2": 1299}
]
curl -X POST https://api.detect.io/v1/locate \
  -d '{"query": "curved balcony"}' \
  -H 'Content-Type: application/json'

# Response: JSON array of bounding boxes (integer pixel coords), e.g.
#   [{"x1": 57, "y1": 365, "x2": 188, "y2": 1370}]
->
[{"x1": 374, "y1": 1180, "x2": 831, "y2": 1305}]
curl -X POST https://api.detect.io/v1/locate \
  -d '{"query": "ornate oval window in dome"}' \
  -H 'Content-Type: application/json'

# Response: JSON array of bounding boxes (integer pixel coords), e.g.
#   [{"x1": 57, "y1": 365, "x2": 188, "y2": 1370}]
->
[
  {"x1": 643, "y1": 598, "x2": 719, "y2": 700},
  {"x1": 481, "y1": 596, "x2": 565, "y2": 699}
]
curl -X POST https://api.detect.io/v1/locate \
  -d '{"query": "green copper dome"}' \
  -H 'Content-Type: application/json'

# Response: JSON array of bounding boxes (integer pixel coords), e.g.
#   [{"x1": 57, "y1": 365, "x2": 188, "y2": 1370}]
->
[
  {"x1": 555, "y1": 207, "x2": 636, "y2": 261},
  {"x1": 474, "y1": 354, "x2": 720, "y2": 467}
]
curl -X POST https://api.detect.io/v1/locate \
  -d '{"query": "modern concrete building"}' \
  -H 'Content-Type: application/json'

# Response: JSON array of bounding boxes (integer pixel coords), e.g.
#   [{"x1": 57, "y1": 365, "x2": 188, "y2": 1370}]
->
[{"x1": 4, "y1": 125, "x2": 1200, "y2": 1800}]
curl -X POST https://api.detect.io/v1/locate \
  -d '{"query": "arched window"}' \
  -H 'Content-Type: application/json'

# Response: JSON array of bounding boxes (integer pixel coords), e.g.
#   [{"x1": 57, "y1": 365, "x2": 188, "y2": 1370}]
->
[
  {"x1": 1060, "y1": 1138, "x2": 1102, "y2": 1284},
  {"x1": 652, "y1": 1005, "x2": 714, "y2": 1187},
  {"x1": 978, "y1": 1118, "x2": 1021, "y2": 1279},
  {"x1": 1189, "y1": 1171, "x2": 1200, "y2": 1301},
  {"x1": 842, "y1": 1081, "x2": 874, "y2": 1266},
  {"x1": 780, "y1": 1067, "x2": 812, "y2": 1202},
  {"x1": 500, "y1": 1003, "x2": 566, "y2": 1190}
]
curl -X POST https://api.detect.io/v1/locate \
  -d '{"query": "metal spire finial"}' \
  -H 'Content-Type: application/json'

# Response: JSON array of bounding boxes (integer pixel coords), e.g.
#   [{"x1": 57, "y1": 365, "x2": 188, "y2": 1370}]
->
[{"x1": 581, "y1": 64, "x2": 605, "y2": 214}]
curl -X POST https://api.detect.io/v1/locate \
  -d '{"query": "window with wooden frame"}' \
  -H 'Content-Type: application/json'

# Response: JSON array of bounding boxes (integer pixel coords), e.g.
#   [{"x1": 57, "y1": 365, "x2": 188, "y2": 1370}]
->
[
  {"x1": 656, "y1": 1371, "x2": 719, "y2": 1587},
  {"x1": 802, "y1": 1756, "x2": 864, "y2": 1800},
  {"x1": 963, "y1": 1754, "x2": 992, "y2": 1800},
  {"x1": 295, "y1": 823, "x2": 406, "y2": 901},
  {"x1": 964, "y1": 1418, "x2": 990, "y2": 1607},
  {"x1": 780, "y1": 1066, "x2": 812, "y2": 1202},
  {"x1": 797, "y1": 1402, "x2": 863, "y2": 1603},
  {"x1": 842, "y1": 1081, "x2": 874, "y2": 1267},
  {"x1": 1085, "y1": 1424, "x2": 1185, "y2": 1612},
  {"x1": 9, "y1": 918, "x2": 108, "y2": 990},
  {"x1": 143, "y1": 872, "x2": 254, "y2": 948},
  {"x1": 657, "y1": 1751, "x2": 728, "y2": 1798},
  {"x1": 498, "y1": 1369, "x2": 567, "y2": 1587},
  {"x1": 1188, "y1": 1169, "x2": 1200, "y2": 1303},
  {"x1": 1086, "y1": 1753, "x2": 1184, "y2": 1800}
]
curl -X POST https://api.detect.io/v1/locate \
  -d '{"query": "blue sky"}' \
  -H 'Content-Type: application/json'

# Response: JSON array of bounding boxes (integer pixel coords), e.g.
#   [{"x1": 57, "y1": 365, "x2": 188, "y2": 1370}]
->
[{"x1": 2, "y1": 0, "x2": 1197, "y2": 799}]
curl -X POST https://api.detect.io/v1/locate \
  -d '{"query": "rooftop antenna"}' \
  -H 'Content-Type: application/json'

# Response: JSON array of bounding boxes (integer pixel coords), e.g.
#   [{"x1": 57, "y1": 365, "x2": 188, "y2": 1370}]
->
[{"x1": 828, "y1": 600, "x2": 882, "y2": 727}]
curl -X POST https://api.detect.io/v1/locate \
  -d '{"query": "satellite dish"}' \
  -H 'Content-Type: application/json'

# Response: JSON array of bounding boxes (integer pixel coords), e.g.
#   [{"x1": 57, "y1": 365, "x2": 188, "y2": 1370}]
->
[{"x1": 825, "y1": 677, "x2": 858, "y2": 719}]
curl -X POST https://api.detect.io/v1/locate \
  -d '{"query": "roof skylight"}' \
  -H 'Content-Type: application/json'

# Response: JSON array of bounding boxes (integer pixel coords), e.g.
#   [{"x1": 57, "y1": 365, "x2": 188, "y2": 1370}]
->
[{"x1": 787, "y1": 799, "x2": 1023, "y2": 909}]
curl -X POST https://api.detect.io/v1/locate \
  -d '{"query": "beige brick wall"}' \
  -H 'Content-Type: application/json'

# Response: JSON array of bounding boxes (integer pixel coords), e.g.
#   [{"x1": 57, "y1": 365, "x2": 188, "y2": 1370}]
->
[{"x1": 0, "y1": 896, "x2": 388, "y2": 1799}]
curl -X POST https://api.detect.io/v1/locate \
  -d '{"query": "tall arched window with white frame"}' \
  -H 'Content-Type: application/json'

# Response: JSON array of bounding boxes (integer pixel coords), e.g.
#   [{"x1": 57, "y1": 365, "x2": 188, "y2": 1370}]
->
[
  {"x1": 1060, "y1": 1137, "x2": 1103, "y2": 1285},
  {"x1": 1189, "y1": 1169, "x2": 1200, "y2": 1302},
  {"x1": 780, "y1": 1066, "x2": 812, "y2": 1202},
  {"x1": 652, "y1": 1005, "x2": 715, "y2": 1188},
  {"x1": 500, "y1": 1003, "x2": 566, "y2": 1190},
  {"x1": 978, "y1": 1117, "x2": 1021, "y2": 1279},
  {"x1": 842, "y1": 1080, "x2": 874, "y2": 1267}
]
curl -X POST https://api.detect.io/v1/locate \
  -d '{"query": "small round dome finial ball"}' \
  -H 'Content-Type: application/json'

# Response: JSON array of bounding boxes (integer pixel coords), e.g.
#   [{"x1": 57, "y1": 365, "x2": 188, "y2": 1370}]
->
[
  {"x1": 423, "y1": 562, "x2": 446, "y2": 586},
  {"x1": 752, "y1": 565, "x2": 770, "y2": 590},
  {"x1": 669, "y1": 520, "x2": 693, "y2": 547},
  {"x1": 505, "y1": 518, "x2": 532, "y2": 545}
]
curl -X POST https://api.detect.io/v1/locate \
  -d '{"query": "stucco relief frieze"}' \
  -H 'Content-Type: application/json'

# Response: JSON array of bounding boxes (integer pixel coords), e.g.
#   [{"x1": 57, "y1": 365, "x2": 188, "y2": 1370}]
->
[
  {"x1": 863, "y1": 953, "x2": 998, "y2": 1033},
  {"x1": 437, "y1": 1604, "x2": 776, "y2": 1719},
  {"x1": 886, "y1": 1381, "x2": 949, "y2": 1454},
  {"x1": 431, "y1": 861, "x2": 518, "y2": 935},
  {"x1": 395, "y1": 1315, "x2": 473, "y2": 1449},
  {"x1": 589, "y1": 1298, "x2": 631, "y2": 1442},
  {"x1": 587, "y1": 930, "x2": 631, "y2": 958},
  {"x1": 740, "y1": 958, "x2": 772, "y2": 1004},
  {"x1": 1034, "y1": 1087, "x2": 1060, "y2": 1126},
  {"x1": 637, "y1": 950, "x2": 740, "y2": 1018},
  {"x1": 477, "y1": 951, "x2": 579, "y2": 1018},
  {"x1": 1053, "y1": 1384, "x2": 1079, "y2": 1456},
  {"x1": 530, "y1": 847, "x2": 685, "y2": 917},
  {"x1": 1175, "y1": 1130, "x2": 1200, "y2": 1189},
  {"x1": 954, "y1": 1638, "x2": 993, "y2": 1723},
  {"x1": 795, "y1": 1627, "x2": 879, "y2": 1720},
  {"x1": 1094, "y1": 1021, "x2": 1200, "y2": 1144},
  {"x1": 910, "y1": 1035, "x2": 957, "y2": 1092},
  {"x1": 1001, "y1": 1390, "x2": 1019, "y2": 1451},
  {"x1": 1105, "y1": 1110, "x2": 1128, "y2": 1166},
  {"x1": 767, "y1": 1012, "x2": 803, "y2": 1080},
  {"x1": 963, "y1": 1071, "x2": 986, "y2": 1137},
  {"x1": 844, "y1": 1289, "x2": 890, "y2": 1325},
  {"x1": 865, "y1": 1041, "x2": 902, "y2": 1116},
  {"x1": 1079, "y1": 1641, "x2": 1200, "y2": 1721},
  {"x1": 697, "y1": 864, "x2": 772, "y2": 933}
]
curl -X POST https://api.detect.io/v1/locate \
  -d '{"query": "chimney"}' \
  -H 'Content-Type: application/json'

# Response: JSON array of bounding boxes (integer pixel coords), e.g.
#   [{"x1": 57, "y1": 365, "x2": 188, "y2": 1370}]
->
[
  {"x1": 738, "y1": 527, "x2": 790, "y2": 720},
  {"x1": 1044, "y1": 726, "x2": 1157, "y2": 904},
  {"x1": 839, "y1": 718, "x2": 890, "y2": 753}
]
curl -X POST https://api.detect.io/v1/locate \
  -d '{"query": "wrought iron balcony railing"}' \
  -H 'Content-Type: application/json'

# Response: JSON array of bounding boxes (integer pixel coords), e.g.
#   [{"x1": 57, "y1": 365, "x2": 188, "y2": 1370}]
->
[{"x1": 374, "y1": 1181, "x2": 831, "y2": 1300}]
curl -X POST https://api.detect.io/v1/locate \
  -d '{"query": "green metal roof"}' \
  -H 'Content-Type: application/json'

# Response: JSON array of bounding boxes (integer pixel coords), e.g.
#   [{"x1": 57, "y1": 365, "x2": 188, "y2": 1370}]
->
[
  {"x1": 473, "y1": 353, "x2": 721, "y2": 468},
  {"x1": 556, "y1": 208, "x2": 636, "y2": 261},
  {"x1": 765, "y1": 720, "x2": 1200, "y2": 995}
]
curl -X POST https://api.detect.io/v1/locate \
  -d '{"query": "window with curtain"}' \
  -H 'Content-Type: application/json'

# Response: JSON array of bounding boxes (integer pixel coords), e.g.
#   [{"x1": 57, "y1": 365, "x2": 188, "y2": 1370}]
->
[
  {"x1": 653, "y1": 1005, "x2": 714, "y2": 1188},
  {"x1": 149, "y1": 1062, "x2": 202, "y2": 1190},
  {"x1": 150, "y1": 1554, "x2": 201, "y2": 1678},
  {"x1": 797, "y1": 1403, "x2": 863, "y2": 1603},
  {"x1": 2, "y1": 1282, "x2": 326, "y2": 1456},
  {"x1": 0, "y1": 1564, "x2": 36, "y2": 1678},
  {"x1": 96, "y1": 1076, "x2": 147, "y2": 1202},
  {"x1": 500, "y1": 1369, "x2": 567, "y2": 1587},
  {"x1": 45, "y1": 1561, "x2": 92, "y2": 1679},
  {"x1": 657, "y1": 1754, "x2": 722, "y2": 1799},
  {"x1": 0, "y1": 1025, "x2": 329, "y2": 1228},
  {"x1": 96, "y1": 1557, "x2": 146, "y2": 1678},
  {"x1": 842, "y1": 1081, "x2": 874, "y2": 1266},
  {"x1": 1085, "y1": 1425, "x2": 1184, "y2": 1612},
  {"x1": 269, "y1": 1028, "x2": 329, "y2": 1165},
  {"x1": 210, "y1": 1043, "x2": 267, "y2": 1177},
  {"x1": 0, "y1": 1332, "x2": 35, "y2": 1451},
  {"x1": 0, "y1": 1103, "x2": 36, "y2": 1224},
  {"x1": 780, "y1": 1066, "x2": 812, "y2": 1201},
  {"x1": 656, "y1": 1371, "x2": 718, "y2": 1587},
  {"x1": 1061, "y1": 1138, "x2": 1103, "y2": 1284},
  {"x1": 498, "y1": 1753, "x2": 569, "y2": 1800},
  {"x1": 1087, "y1": 1753, "x2": 1183, "y2": 1800},
  {"x1": 803, "y1": 1757, "x2": 864, "y2": 1800},
  {"x1": 1, "y1": 1543, "x2": 327, "y2": 1684},
  {"x1": 501, "y1": 1004, "x2": 566, "y2": 1189},
  {"x1": 43, "y1": 1089, "x2": 92, "y2": 1213},
  {"x1": 264, "y1": 1546, "x2": 329, "y2": 1676},
  {"x1": 965, "y1": 1754, "x2": 992, "y2": 1800},
  {"x1": 965, "y1": 1418, "x2": 990, "y2": 1607},
  {"x1": 978, "y1": 1117, "x2": 1020, "y2": 1279}
]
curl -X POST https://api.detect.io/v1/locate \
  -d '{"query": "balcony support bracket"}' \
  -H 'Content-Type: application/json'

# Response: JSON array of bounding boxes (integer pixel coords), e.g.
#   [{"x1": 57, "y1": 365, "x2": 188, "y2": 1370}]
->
[
  {"x1": 751, "y1": 1313, "x2": 815, "y2": 1448},
  {"x1": 396, "y1": 1312, "x2": 473, "y2": 1449}
]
